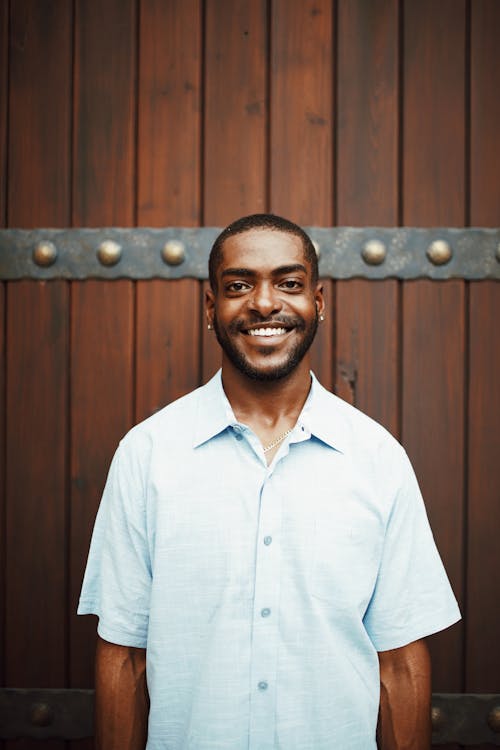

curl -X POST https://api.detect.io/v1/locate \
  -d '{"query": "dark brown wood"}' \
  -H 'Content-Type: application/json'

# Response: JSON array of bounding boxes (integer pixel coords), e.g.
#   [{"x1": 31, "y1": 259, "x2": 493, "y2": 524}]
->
[
  {"x1": 335, "y1": 0, "x2": 399, "y2": 436},
  {"x1": 467, "y1": 282, "x2": 500, "y2": 692},
  {"x1": 69, "y1": 282, "x2": 134, "y2": 692},
  {"x1": 137, "y1": 0, "x2": 201, "y2": 227},
  {"x1": 8, "y1": 0, "x2": 71, "y2": 227},
  {"x1": 470, "y1": 0, "x2": 500, "y2": 226},
  {"x1": 73, "y1": 0, "x2": 136, "y2": 225},
  {"x1": 0, "y1": 0, "x2": 7, "y2": 226},
  {"x1": 204, "y1": 0, "x2": 267, "y2": 221},
  {"x1": 136, "y1": 0, "x2": 202, "y2": 420},
  {"x1": 467, "y1": 1, "x2": 500, "y2": 699},
  {"x1": 136, "y1": 280, "x2": 201, "y2": 421},
  {"x1": 402, "y1": 1, "x2": 466, "y2": 711},
  {"x1": 70, "y1": 15, "x2": 136, "y2": 750},
  {"x1": 5, "y1": 281, "x2": 68, "y2": 750}
]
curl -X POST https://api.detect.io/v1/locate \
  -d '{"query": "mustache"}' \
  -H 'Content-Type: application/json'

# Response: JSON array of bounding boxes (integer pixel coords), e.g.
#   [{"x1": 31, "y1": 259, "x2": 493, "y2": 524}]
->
[{"x1": 226, "y1": 314, "x2": 306, "y2": 333}]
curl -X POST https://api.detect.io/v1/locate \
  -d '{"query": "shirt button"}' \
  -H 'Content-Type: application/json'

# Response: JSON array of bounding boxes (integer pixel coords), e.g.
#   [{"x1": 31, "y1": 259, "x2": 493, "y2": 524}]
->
[
  {"x1": 261, "y1": 608, "x2": 271, "y2": 617},
  {"x1": 258, "y1": 681, "x2": 268, "y2": 691},
  {"x1": 263, "y1": 536, "x2": 272, "y2": 545},
  {"x1": 235, "y1": 433, "x2": 243, "y2": 441}
]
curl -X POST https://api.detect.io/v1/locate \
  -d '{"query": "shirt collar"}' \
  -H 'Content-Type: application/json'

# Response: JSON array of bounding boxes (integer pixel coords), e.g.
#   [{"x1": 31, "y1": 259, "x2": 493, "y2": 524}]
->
[{"x1": 193, "y1": 370, "x2": 346, "y2": 454}]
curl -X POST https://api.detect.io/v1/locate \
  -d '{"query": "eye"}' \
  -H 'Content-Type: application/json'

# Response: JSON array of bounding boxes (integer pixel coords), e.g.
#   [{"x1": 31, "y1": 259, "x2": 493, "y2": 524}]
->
[
  {"x1": 226, "y1": 281, "x2": 251, "y2": 293},
  {"x1": 279, "y1": 279, "x2": 303, "y2": 290}
]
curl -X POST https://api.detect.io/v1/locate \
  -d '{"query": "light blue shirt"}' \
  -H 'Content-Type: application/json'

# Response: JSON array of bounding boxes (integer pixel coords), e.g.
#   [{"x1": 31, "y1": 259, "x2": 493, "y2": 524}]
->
[{"x1": 78, "y1": 371, "x2": 460, "y2": 750}]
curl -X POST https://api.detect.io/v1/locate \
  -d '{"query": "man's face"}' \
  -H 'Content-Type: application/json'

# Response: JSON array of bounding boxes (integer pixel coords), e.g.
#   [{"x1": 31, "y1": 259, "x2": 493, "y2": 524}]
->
[{"x1": 206, "y1": 228, "x2": 324, "y2": 381}]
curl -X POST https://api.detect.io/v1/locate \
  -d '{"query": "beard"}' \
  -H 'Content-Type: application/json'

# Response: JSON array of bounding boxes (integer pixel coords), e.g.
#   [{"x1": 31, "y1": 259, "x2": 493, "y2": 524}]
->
[{"x1": 213, "y1": 311, "x2": 319, "y2": 382}]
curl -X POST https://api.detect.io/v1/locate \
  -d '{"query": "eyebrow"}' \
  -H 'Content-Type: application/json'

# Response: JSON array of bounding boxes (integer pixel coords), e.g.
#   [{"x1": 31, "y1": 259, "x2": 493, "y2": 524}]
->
[{"x1": 221, "y1": 264, "x2": 308, "y2": 279}]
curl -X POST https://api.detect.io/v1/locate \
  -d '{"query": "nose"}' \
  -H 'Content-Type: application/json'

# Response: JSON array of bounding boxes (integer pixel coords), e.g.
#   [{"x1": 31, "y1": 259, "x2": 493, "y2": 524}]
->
[{"x1": 248, "y1": 281, "x2": 282, "y2": 318}]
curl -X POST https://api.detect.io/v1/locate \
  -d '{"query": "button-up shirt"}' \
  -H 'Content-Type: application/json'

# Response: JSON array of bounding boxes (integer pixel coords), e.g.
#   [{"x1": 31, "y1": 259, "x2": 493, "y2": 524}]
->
[{"x1": 78, "y1": 371, "x2": 460, "y2": 749}]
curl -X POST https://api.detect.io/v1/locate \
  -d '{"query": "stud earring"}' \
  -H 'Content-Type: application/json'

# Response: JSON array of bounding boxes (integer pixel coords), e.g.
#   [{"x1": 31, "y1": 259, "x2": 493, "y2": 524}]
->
[
  {"x1": 207, "y1": 323, "x2": 213, "y2": 331},
  {"x1": 319, "y1": 314, "x2": 325, "y2": 322}
]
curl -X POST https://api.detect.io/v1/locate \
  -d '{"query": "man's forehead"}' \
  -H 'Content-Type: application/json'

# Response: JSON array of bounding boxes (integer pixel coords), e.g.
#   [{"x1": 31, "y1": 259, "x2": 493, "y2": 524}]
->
[{"x1": 218, "y1": 227, "x2": 308, "y2": 270}]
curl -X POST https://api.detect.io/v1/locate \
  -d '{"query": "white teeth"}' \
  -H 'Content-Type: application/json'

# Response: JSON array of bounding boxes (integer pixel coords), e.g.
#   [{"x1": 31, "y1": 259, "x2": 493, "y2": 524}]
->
[{"x1": 248, "y1": 327, "x2": 287, "y2": 337}]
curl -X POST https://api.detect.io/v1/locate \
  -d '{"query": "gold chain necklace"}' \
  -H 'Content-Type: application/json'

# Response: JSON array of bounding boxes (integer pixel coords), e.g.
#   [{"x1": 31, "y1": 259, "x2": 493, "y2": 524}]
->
[{"x1": 263, "y1": 427, "x2": 293, "y2": 453}]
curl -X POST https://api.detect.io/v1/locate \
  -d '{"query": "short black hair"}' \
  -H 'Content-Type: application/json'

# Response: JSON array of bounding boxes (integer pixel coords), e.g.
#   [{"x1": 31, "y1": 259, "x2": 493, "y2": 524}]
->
[{"x1": 208, "y1": 213, "x2": 319, "y2": 290}]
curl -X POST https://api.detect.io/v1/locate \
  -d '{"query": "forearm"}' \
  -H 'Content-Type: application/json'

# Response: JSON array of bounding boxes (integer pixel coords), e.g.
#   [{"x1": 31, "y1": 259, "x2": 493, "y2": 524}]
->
[
  {"x1": 95, "y1": 636, "x2": 149, "y2": 750},
  {"x1": 377, "y1": 639, "x2": 431, "y2": 750}
]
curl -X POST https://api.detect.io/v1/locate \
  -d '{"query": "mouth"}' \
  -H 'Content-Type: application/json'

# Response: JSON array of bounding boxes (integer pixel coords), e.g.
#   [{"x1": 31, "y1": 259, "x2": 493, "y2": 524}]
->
[{"x1": 241, "y1": 322, "x2": 294, "y2": 338}]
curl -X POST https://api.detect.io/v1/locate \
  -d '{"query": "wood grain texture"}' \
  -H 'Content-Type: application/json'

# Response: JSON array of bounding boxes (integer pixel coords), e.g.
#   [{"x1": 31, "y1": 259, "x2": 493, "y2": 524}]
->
[
  {"x1": 335, "y1": 0, "x2": 399, "y2": 437},
  {"x1": 8, "y1": 0, "x2": 71, "y2": 227},
  {"x1": 138, "y1": 0, "x2": 201, "y2": 226},
  {"x1": 466, "y1": 282, "x2": 500, "y2": 692},
  {"x1": 270, "y1": 0, "x2": 333, "y2": 223},
  {"x1": 136, "y1": 0, "x2": 202, "y2": 421},
  {"x1": 403, "y1": 0, "x2": 465, "y2": 225},
  {"x1": 0, "y1": 283, "x2": 4, "y2": 698},
  {"x1": 204, "y1": 0, "x2": 267, "y2": 221},
  {"x1": 337, "y1": 0, "x2": 399, "y2": 225},
  {"x1": 0, "y1": 0, "x2": 7, "y2": 226},
  {"x1": 69, "y1": 281, "x2": 134, "y2": 690},
  {"x1": 73, "y1": 0, "x2": 136, "y2": 225},
  {"x1": 402, "y1": 2, "x2": 466, "y2": 704},
  {"x1": 470, "y1": 0, "x2": 500, "y2": 225},
  {"x1": 5, "y1": 281, "x2": 68, "y2": 750},
  {"x1": 136, "y1": 280, "x2": 201, "y2": 422}
]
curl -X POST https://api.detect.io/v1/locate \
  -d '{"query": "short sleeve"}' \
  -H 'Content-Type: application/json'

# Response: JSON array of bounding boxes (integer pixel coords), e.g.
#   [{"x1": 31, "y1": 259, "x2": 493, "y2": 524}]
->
[
  {"x1": 77, "y1": 437, "x2": 151, "y2": 648},
  {"x1": 363, "y1": 448, "x2": 461, "y2": 651}
]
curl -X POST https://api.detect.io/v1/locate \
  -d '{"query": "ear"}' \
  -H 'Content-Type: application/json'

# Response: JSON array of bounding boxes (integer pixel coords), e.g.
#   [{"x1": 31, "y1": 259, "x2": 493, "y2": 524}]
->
[
  {"x1": 314, "y1": 282, "x2": 325, "y2": 318},
  {"x1": 205, "y1": 287, "x2": 215, "y2": 328}
]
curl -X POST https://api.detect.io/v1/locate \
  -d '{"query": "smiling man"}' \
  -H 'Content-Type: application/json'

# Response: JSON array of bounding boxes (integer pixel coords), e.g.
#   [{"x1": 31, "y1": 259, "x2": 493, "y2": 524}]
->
[{"x1": 79, "y1": 214, "x2": 460, "y2": 750}]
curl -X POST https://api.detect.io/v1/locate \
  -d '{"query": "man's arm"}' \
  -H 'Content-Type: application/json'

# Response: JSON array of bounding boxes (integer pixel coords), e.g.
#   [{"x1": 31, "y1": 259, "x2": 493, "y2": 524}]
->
[
  {"x1": 377, "y1": 638, "x2": 431, "y2": 750},
  {"x1": 95, "y1": 635, "x2": 149, "y2": 750}
]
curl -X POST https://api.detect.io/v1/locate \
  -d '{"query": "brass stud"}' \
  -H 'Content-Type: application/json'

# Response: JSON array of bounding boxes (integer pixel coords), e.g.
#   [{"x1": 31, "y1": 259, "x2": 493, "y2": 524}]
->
[
  {"x1": 427, "y1": 239, "x2": 452, "y2": 266},
  {"x1": 312, "y1": 240, "x2": 320, "y2": 259},
  {"x1": 97, "y1": 239, "x2": 122, "y2": 266},
  {"x1": 487, "y1": 705, "x2": 500, "y2": 733},
  {"x1": 33, "y1": 241, "x2": 57, "y2": 267},
  {"x1": 431, "y1": 705, "x2": 446, "y2": 732},
  {"x1": 361, "y1": 239, "x2": 386, "y2": 266},
  {"x1": 162, "y1": 239, "x2": 186, "y2": 266},
  {"x1": 30, "y1": 702, "x2": 54, "y2": 727}
]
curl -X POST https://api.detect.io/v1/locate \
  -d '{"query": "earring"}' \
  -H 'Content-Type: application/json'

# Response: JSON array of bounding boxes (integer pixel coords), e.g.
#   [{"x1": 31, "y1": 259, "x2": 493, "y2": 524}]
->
[
  {"x1": 319, "y1": 314, "x2": 325, "y2": 322},
  {"x1": 207, "y1": 323, "x2": 213, "y2": 331}
]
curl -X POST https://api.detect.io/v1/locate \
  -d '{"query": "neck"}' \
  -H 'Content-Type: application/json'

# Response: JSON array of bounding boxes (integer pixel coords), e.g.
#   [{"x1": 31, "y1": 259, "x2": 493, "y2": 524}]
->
[{"x1": 221, "y1": 357, "x2": 312, "y2": 426}]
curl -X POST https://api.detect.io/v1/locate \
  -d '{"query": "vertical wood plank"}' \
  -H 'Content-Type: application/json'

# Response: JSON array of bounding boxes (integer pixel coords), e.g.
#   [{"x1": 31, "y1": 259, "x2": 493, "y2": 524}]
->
[
  {"x1": 73, "y1": 0, "x2": 136, "y2": 225},
  {"x1": 70, "y1": 5, "x2": 137, "y2": 735},
  {"x1": 335, "y1": 0, "x2": 399, "y2": 436},
  {"x1": 402, "y1": 0, "x2": 466, "y2": 702},
  {"x1": 0, "y1": 0, "x2": 7, "y2": 225},
  {"x1": 136, "y1": 0, "x2": 202, "y2": 421},
  {"x1": 466, "y1": 283, "x2": 500, "y2": 692},
  {"x1": 0, "y1": 3, "x2": 7, "y2": 711},
  {"x1": 203, "y1": 0, "x2": 268, "y2": 381},
  {"x1": 8, "y1": 0, "x2": 71, "y2": 227},
  {"x1": 270, "y1": 0, "x2": 334, "y2": 390},
  {"x1": 6, "y1": 4, "x2": 71, "y2": 750},
  {"x1": 467, "y1": 0, "x2": 500, "y2": 695},
  {"x1": 6, "y1": 281, "x2": 68, "y2": 750}
]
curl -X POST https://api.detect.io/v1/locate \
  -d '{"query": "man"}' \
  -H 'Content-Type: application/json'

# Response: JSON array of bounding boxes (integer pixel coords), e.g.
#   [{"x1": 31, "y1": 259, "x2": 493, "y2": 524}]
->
[{"x1": 79, "y1": 214, "x2": 460, "y2": 749}]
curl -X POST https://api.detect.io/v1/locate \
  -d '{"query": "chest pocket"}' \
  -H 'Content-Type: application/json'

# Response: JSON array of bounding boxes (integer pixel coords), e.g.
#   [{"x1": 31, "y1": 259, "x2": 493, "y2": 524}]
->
[{"x1": 310, "y1": 513, "x2": 381, "y2": 615}]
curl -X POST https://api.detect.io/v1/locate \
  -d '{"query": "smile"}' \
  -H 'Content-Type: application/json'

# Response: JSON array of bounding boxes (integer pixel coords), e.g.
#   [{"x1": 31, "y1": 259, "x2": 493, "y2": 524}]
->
[{"x1": 247, "y1": 327, "x2": 288, "y2": 337}]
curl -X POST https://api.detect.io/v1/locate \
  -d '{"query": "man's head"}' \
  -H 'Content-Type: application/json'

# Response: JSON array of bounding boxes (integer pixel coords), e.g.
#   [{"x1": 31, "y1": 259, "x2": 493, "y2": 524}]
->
[
  {"x1": 206, "y1": 214, "x2": 324, "y2": 382},
  {"x1": 208, "y1": 214, "x2": 319, "y2": 292}
]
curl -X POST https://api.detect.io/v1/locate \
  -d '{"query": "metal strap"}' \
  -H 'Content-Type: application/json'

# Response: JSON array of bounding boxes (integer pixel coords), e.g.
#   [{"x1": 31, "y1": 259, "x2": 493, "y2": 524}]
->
[
  {"x1": 1, "y1": 227, "x2": 499, "y2": 280},
  {"x1": 1, "y1": 688, "x2": 500, "y2": 743}
]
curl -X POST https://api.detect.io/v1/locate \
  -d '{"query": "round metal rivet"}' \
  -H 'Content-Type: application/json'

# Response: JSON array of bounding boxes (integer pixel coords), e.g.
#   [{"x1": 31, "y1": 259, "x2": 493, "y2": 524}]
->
[
  {"x1": 162, "y1": 240, "x2": 185, "y2": 266},
  {"x1": 431, "y1": 705, "x2": 446, "y2": 731},
  {"x1": 30, "y1": 702, "x2": 54, "y2": 727},
  {"x1": 312, "y1": 240, "x2": 320, "y2": 259},
  {"x1": 97, "y1": 240, "x2": 122, "y2": 266},
  {"x1": 33, "y1": 241, "x2": 57, "y2": 267},
  {"x1": 427, "y1": 239, "x2": 452, "y2": 266},
  {"x1": 487, "y1": 706, "x2": 500, "y2": 733},
  {"x1": 361, "y1": 239, "x2": 386, "y2": 266}
]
